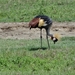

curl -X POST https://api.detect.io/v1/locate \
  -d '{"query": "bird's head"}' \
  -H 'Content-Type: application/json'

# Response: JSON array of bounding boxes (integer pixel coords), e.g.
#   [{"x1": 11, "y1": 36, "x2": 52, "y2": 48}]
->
[
  {"x1": 51, "y1": 33, "x2": 61, "y2": 44},
  {"x1": 38, "y1": 18, "x2": 45, "y2": 27}
]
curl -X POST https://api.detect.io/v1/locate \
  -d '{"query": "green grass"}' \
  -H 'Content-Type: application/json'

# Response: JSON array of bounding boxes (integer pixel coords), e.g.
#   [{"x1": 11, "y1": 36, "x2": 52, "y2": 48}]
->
[
  {"x1": 0, "y1": 0, "x2": 75, "y2": 74},
  {"x1": 0, "y1": 37, "x2": 75, "y2": 75},
  {"x1": 0, "y1": 0, "x2": 75, "y2": 22}
]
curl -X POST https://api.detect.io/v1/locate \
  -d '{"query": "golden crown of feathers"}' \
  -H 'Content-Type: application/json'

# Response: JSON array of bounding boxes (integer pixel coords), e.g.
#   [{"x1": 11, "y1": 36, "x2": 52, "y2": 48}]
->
[{"x1": 53, "y1": 33, "x2": 61, "y2": 40}]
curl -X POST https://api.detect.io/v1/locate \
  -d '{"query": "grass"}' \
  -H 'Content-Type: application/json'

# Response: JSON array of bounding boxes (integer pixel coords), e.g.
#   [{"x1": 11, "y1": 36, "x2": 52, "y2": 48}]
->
[
  {"x1": 0, "y1": 37, "x2": 75, "y2": 75},
  {"x1": 0, "y1": 0, "x2": 75, "y2": 22},
  {"x1": 0, "y1": 0, "x2": 75, "y2": 75}
]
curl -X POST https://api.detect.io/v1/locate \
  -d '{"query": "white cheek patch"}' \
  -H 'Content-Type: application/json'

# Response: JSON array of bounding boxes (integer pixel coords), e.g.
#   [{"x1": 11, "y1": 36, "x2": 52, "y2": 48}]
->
[{"x1": 53, "y1": 37, "x2": 56, "y2": 41}]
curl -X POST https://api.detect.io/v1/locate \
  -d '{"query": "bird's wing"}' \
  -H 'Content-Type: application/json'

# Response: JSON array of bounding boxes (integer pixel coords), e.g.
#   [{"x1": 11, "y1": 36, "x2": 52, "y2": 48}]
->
[{"x1": 29, "y1": 18, "x2": 39, "y2": 28}]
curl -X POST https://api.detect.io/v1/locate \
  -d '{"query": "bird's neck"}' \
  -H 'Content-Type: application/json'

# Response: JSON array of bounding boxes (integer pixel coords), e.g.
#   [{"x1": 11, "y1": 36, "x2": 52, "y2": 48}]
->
[{"x1": 46, "y1": 28, "x2": 53, "y2": 38}]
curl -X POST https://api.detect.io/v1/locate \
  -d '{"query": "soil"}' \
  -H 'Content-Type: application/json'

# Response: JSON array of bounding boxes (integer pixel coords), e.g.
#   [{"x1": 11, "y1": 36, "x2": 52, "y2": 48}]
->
[{"x1": 0, "y1": 22, "x2": 75, "y2": 39}]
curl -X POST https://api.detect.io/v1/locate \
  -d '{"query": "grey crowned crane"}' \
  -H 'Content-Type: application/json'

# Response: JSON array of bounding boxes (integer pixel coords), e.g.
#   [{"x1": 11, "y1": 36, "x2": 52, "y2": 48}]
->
[{"x1": 29, "y1": 15, "x2": 59, "y2": 49}]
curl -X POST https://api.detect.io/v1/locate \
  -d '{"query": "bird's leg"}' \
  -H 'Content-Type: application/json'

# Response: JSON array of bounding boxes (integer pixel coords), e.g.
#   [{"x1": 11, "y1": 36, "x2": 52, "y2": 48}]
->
[
  {"x1": 40, "y1": 29, "x2": 42, "y2": 49},
  {"x1": 46, "y1": 34, "x2": 50, "y2": 49}
]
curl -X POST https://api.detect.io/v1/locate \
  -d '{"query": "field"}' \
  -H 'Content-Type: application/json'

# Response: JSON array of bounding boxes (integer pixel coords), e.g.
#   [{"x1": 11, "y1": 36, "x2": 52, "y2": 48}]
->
[
  {"x1": 0, "y1": 0, "x2": 75, "y2": 75},
  {"x1": 0, "y1": 23, "x2": 75, "y2": 75},
  {"x1": 0, "y1": 0, "x2": 75, "y2": 22},
  {"x1": 0, "y1": 37, "x2": 75, "y2": 75}
]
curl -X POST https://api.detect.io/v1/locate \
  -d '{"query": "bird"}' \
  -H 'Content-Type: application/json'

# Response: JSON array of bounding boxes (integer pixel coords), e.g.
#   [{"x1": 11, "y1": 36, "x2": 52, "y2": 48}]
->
[{"x1": 29, "y1": 15, "x2": 59, "y2": 49}]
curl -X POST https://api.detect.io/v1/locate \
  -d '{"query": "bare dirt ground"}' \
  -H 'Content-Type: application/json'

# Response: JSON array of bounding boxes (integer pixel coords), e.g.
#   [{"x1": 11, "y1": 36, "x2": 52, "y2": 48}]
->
[{"x1": 0, "y1": 22, "x2": 75, "y2": 39}]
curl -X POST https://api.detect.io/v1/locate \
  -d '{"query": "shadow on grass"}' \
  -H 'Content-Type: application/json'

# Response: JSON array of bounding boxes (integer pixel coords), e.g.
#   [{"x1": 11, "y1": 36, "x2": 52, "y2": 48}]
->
[{"x1": 29, "y1": 47, "x2": 47, "y2": 51}]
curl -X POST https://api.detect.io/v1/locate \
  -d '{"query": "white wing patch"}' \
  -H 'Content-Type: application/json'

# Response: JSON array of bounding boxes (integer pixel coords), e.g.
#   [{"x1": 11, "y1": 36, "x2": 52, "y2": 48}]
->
[
  {"x1": 38, "y1": 18, "x2": 47, "y2": 27},
  {"x1": 43, "y1": 21, "x2": 47, "y2": 26}
]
